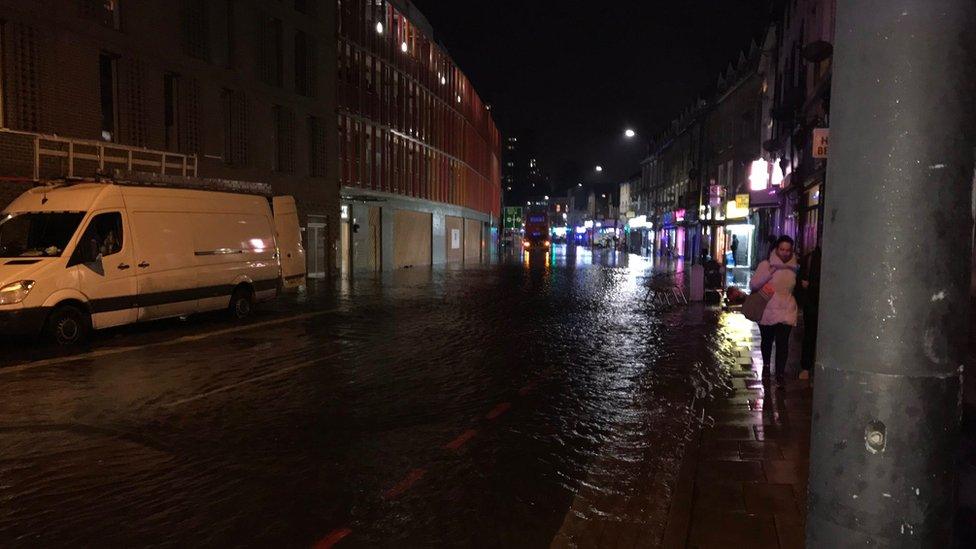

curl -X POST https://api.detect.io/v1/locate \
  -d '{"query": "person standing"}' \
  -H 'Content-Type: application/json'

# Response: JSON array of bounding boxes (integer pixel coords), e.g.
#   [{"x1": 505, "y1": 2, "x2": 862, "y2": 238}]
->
[
  {"x1": 730, "y1": 234, "x2": 739, "y2": 266},
  {"x1": 750, "y1": 235, "x2": 799, "y2": 385},
  {"x1": 797, "y1": 245, "x2": 822, "y2": 380}
]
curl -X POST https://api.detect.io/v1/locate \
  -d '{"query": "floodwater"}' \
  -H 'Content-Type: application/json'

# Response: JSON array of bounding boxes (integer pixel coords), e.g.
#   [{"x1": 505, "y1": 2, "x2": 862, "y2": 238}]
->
[{"x1": 0, "y1": 245, "x2": 738, "y2": 547}]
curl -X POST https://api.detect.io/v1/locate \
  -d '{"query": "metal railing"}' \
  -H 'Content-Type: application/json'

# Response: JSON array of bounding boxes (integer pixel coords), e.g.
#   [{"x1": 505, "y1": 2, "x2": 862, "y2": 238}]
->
[{"x1": 0, "y1": 128, "x2": 198, "y2": 180}]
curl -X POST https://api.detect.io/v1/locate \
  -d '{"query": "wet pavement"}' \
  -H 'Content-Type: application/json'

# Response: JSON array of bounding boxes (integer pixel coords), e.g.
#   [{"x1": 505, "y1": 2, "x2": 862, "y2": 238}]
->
[{"x1": 0, "y1": 245, "x2": 739, "y2": 547}]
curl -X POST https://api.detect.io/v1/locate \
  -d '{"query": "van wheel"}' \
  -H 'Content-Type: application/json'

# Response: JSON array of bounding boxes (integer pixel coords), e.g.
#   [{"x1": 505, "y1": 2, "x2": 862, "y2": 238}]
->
[
  {"x1": 46, "y1": 305, "x2": 91, "y2": 346},
  {"x1": 228, "y1": 287, "x2": 253, "y2": 320}
]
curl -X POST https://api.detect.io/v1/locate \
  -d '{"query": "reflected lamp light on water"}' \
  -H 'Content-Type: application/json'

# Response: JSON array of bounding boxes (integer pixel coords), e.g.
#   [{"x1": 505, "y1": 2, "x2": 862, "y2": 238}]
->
[{"x1": 575, "y1": 226, "x2": 587, "y2": 234}]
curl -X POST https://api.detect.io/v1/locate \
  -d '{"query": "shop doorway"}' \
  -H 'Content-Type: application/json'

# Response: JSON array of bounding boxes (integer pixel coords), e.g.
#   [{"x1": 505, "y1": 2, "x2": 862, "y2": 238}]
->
[{"x1": 307, "y1": 222, "x2": 328, "y2": 279}]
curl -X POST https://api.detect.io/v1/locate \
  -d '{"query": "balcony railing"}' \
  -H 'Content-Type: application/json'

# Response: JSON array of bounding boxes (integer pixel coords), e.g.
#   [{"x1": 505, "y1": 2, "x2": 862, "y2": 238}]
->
[{"x1": 0, "y1": 128, "x2": 197, "y2": 181}]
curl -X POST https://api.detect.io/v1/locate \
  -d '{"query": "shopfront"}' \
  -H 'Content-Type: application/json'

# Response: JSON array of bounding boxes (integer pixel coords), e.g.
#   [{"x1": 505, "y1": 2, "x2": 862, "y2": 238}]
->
[
  {"x1": 724, "y1": 196, "x2": 754, "y2": 266},
  {"x1": 800, "y1": 183, "x2": 822, "y2": 254}
]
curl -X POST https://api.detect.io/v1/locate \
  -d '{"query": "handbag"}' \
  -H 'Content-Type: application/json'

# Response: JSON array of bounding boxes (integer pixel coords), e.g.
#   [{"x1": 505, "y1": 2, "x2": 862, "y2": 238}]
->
[{"x1": 742, "y1": 286, "x2": 773, "y2": 322}]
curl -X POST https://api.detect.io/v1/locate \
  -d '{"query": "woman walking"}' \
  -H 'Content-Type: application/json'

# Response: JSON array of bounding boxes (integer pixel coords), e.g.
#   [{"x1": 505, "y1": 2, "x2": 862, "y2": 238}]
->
[{"x1": 750, "y1": 235, "x2": 799, "y2": 385}]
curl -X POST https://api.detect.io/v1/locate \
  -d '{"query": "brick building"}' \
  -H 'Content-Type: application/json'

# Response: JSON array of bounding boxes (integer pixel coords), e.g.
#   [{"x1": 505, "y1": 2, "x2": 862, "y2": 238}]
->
[
  {"x1": 336, "y1": 0, "x2": 501, "y2": 272},
  {"x1": 0, "y1": 0, "x2": 339, "y2": 276}
]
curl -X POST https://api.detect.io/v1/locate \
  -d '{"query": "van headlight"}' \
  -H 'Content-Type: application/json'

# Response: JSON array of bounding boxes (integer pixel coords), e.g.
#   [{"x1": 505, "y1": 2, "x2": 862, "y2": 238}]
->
[{"x1": 0, "y1": 280, "x2": 34, "y2": 305}]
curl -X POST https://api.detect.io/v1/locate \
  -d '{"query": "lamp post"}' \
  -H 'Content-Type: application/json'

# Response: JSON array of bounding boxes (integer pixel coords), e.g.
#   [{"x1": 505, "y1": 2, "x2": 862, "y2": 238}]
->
[{"x1": 807, "y1": 2, "x2": 976, "y2": 546}]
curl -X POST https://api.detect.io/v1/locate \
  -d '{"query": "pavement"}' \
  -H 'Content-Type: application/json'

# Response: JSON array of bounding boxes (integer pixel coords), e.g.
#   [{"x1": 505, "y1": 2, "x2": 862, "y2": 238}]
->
[{"x1": 663, "y1": 312, "x2": 813, "y2": 549}]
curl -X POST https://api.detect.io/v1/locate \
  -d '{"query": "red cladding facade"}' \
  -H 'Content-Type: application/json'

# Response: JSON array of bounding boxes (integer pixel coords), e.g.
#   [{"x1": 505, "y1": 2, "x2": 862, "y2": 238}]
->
[{"x1": 337, "y1": 0, "x2": 501, "y2": 217}]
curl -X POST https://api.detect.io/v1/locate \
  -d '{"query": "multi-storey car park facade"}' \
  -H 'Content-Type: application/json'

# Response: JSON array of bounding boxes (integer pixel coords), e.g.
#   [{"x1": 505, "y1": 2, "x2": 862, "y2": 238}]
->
[
  {"x1": 0, "y1": 0, "x2": 499, "y2": 277},
  {"x1": 0, "y1": 0, "x2": 341, "y2": 277},
  {"x1": 336, "y1": 0, "x2": 501, "y2": 272}
]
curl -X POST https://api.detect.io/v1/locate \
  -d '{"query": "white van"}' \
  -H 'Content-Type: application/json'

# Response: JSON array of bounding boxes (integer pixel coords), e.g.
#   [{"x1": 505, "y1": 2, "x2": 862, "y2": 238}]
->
[{"x1": 0, "y1": 181, "x2": 306, "y2": 344}]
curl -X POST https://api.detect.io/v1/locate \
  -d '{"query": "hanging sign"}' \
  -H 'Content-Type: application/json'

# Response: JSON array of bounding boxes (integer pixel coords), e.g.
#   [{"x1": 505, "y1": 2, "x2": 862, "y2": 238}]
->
[{"x1": 813, "y1": 128, "x2": 829, "y2": 159}]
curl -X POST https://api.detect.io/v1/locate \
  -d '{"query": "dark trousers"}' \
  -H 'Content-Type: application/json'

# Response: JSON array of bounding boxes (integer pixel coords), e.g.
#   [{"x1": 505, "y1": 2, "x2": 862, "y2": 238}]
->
[
  {"x1": 801, "y1": 308, "x2": 818, "y2": 372},
  {"x1": 759, "y1": 323, "x2": 792, "y2": 376}
]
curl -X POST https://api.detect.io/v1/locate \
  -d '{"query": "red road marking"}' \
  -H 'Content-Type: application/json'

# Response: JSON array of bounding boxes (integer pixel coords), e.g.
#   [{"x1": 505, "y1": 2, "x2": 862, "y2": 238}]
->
[
  {"x1": 383, "y1": 468, "x2": 427, "y2": 500},
  {"x1": 313, "y1": 527, "x2": 352, "y2": 549},
  {"x1": 444, "y1": 429, "x2": 478, "y2": 450},
  {"x1": 486, "y1": 402, "x2": 512, "y2": 420}
]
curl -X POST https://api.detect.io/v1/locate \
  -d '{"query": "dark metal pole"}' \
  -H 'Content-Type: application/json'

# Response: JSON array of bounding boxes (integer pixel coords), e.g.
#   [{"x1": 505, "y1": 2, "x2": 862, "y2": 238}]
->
[{"x1": 808, "y1": 2, "x2": 976, "y2": 546}]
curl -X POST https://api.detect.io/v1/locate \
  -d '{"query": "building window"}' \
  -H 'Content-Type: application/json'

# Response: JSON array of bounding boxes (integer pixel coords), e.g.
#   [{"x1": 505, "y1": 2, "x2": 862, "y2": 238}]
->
[
  {"x1": 98, "y1": 53, "x2": 118, "y2": 141},
  {"x1": 164, "y1": 73, "x2": 180, "y2": 150},
  {"x1": 257, "y1": 14, "x2": 283, "y2": 87},
  {"x1": 181, "y1": 0, "x2": 209, "y2": 60},
  {"x1": 308, "y1": 116, "x2": 327, "y2": 177},
  {"x1": 78, "y1": 0, "x2": 121, "y2": 30},
  {"x1": 294, "y1": 31, "x2": 315, "y2": 96},
  {"x1": 221, "y1": 88, "x2": 247, "y2": 166},
  {"x1": 273, "y1": 105, "x2": 295, "y2": 173}
]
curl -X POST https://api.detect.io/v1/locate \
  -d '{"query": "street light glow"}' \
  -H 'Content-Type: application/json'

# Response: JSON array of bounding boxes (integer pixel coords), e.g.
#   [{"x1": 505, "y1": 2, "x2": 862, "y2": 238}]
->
[
  {"x1": 375, "y1": 21, "x2": 384, "y2": 34},
  {"x1": 401, "y1": 42, "x2": 408, "y2": 53},
  {"x1": 595, "y1": 165, "x2": 603, "y2": 172},
  {"x1": 624, "y1": 129, "x2": 636, "y2": 138}
]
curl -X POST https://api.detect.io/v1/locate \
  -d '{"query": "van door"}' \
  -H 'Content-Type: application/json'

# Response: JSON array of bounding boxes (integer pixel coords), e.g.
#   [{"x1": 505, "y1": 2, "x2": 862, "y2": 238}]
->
[
  {"x1": 69, "y1": 210, "x2": 138, "y2": 329},
  {"x1": 130, "y1": 211, "x2": 198, "y2": 320},
  {"x1": 272, "y1": 196, "x2": 306, "y2": 290}
]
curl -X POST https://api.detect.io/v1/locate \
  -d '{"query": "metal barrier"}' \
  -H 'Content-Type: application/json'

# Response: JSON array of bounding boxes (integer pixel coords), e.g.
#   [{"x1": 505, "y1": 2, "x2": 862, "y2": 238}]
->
[{"x1": 0, "y1": 128, "x2": 197, "y2": 180}]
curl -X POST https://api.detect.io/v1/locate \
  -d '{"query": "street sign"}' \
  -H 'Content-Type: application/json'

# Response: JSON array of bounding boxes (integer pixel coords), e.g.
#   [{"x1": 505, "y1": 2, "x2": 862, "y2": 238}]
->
[
  {"x1": 813, "y1": 128, "x2": 829, "y2": 158},
  {"x1": 503, "y1": 207, "x2": 524, "y2": 230},
  {"x1": 708, "y1": 184, "x2": 724, "y2": 207},
  {"x1": 735, "y1": 194, "x2": 750, "y2": 210}
]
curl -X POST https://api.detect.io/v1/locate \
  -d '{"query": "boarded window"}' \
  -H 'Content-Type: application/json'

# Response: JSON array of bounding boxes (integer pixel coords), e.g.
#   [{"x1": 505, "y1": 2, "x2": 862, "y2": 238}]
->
[{"x1": 221, "y1": 89, "x2": 247, "y2": 166}]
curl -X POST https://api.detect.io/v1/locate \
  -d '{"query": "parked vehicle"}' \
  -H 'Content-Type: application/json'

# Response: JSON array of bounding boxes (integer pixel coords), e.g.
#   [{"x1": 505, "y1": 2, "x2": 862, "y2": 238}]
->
[{"x1": 0, "y1": 180, "x2": 306, "y2": 344}]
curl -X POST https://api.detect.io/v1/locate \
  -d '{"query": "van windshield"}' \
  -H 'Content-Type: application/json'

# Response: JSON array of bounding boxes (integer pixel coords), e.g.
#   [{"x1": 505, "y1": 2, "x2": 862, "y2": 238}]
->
[{"x1": 0, "y1": 212, "x2": 86, "y2": 258}]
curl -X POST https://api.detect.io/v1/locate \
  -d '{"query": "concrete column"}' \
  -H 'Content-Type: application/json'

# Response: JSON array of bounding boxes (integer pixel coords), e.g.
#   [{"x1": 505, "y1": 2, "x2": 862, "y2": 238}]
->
[
  {"x1": 380, "y1": 205, "x2": 395, "y2": 271},
  {"x1": 431, "y1": 211, "x2": 447, "y2": 266},
  {"x1": 807, "y1": 2, "x2": 976, "y2": 546}
]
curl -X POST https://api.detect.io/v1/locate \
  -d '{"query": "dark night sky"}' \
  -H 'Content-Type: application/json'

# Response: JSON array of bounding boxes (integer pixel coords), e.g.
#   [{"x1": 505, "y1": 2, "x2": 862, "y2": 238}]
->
[{"x1": 410, "y1": 0, "x2": 772, "y2": 191}]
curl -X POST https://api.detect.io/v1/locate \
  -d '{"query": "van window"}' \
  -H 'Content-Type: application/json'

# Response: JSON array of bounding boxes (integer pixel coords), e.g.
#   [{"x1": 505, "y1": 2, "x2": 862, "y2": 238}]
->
[
  {"x1": 0, "y1": 212, "x2": 86, "y2": 258},
  {"x1": 78, "y1": 212, "x2": 124, "y2": 260}
]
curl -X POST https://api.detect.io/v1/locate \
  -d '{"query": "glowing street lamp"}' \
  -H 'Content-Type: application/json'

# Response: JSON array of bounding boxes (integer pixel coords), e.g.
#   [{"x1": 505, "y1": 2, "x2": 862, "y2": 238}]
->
[
  {"x1": 624, "y1": 128, "x2": 636, "y2": 138},
  {"x1": 375, "y1": 21, "x2": 384, "y2": 35},
  {"x1": 595, "y1": 165, "x2": 603, "y2": 173}
]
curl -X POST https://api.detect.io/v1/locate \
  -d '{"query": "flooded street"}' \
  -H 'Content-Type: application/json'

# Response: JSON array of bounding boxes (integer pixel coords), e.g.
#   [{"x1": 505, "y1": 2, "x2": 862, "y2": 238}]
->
[{"x1": 0, "y1": 246, "x2": 738, "y2": 547}]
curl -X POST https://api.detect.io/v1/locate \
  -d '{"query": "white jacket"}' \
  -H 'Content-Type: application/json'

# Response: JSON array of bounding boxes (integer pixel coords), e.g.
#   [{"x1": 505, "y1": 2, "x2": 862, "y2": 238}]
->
[{"x1": 750, "y1": 252, "x2": 799, "y2": 326}]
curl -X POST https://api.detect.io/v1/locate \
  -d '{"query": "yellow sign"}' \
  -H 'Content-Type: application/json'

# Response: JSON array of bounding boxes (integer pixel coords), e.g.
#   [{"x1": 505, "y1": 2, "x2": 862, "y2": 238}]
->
[
  {"x1": 735, "y1": 194, "x2": 750, "y2": 210},
  {"x1": 726, "y1": 198, "x2": 749, "y2": 220}
]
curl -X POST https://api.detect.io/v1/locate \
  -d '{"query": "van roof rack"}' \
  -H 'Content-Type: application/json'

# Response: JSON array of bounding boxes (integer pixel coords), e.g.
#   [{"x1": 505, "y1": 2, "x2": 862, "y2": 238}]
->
[{"x1": 107, "y1": 170, "x2": 274, "y2": 197}]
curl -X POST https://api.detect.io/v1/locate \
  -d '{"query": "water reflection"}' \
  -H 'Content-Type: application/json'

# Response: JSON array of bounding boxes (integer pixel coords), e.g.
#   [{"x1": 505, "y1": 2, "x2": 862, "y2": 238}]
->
[{"x1": 0, "y1": 241, "x2": 735, "y2": 547}]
